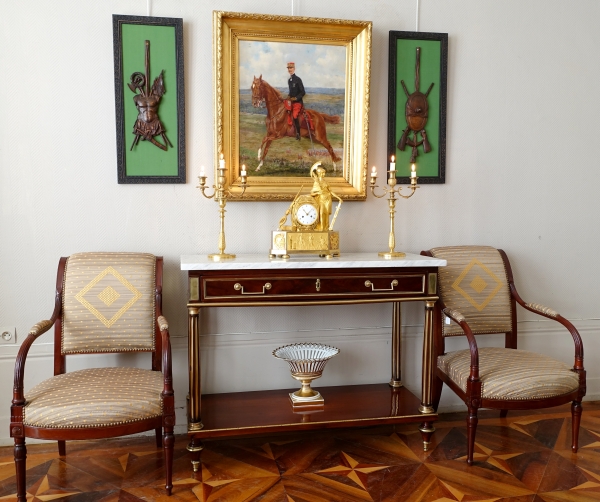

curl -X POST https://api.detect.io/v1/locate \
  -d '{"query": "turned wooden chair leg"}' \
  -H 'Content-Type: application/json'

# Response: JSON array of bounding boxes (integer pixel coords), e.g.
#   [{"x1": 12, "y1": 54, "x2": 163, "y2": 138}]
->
[
  {"x1": 58, "y1": 441, "x2": 66, "y2": 456},
  {"x1": 466, "y1": 406, "x2": 479, "y2": 465},
  {"x1": 164, "y1": 427, "x2": 174, "y2": 495},
  {"x1": 571, "y1": 400, "x2": 582, "y2": 453},
  {"x1": 14, "y1": 437, "x2": 27, "y2": 502},
  {"x1": 155, "y1": 427, "x2": 162, "y2": 448}
]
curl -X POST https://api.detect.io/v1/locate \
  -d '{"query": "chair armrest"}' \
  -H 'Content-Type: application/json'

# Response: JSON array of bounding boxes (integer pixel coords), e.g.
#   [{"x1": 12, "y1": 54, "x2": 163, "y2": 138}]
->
[
  {"x1": 507, "y1": 282, "x2": 583, "y2": 369},
  {"x1": 156, "y1": 315, "x2": 174, "y2": 396},
  {"x1": 442, "y1": 307, "x2": 481, "y2": 381},
  {"x1": 497, "y1": 249, "x2": 584, "y2": 370},
  {"x1": 524, "y1": 302, "x2": 559, "y2": 318},
  {"x1": 13, "y1": 319, "x2": 55, "y2": 405}
]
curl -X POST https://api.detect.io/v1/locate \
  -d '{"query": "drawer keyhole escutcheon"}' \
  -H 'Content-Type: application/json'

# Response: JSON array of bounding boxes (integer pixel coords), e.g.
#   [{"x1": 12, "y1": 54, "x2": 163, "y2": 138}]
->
[
  {"x1": 316, "y1": 279, "x2": 321, "y2": 292},
  {"x1": 234, "y1": 282, "x2": 272, "y2": 295},
  {"x1": 365, "y1": 279, "x2": 398, "y2": 291}
]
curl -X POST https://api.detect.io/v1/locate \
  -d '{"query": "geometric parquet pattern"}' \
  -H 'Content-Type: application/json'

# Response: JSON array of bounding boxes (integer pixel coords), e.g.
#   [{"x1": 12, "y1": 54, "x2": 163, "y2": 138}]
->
[{"x1": 2, "y1": 402, "x2": 600, "y2": 501}]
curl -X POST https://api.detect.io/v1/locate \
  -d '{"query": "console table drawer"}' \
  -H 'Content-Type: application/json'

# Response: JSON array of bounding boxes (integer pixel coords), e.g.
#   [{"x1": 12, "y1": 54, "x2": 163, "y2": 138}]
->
[{"x1": 200, "y1": 273, "x2": 426, "y2": 302}]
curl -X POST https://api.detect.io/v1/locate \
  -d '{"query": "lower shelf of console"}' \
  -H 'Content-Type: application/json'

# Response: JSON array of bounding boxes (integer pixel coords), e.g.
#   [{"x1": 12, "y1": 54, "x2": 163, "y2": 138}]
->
[{"x1": 189, "y1": 383, "x2": 437, "y2": 439}]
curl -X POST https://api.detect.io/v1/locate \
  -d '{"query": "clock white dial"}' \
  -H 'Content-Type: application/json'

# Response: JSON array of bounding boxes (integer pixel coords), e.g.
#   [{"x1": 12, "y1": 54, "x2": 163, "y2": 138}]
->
[{"x1": 296, "y1": 203, "x2": 318, "y2": 226}]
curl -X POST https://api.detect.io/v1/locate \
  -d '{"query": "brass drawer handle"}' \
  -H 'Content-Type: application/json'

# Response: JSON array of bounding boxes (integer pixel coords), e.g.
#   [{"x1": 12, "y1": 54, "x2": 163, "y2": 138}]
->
[
  {"x1": 365, "y1": 279, "x2": 398, "y2": 291},
  {"x1": 234, "y1": 282, "x2": 272, "y2": 295}
]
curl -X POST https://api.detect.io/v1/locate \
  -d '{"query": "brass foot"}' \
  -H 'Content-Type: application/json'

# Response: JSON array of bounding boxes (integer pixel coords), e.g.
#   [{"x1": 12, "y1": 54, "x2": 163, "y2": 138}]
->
[{"x1": 419, "y1": 421, "x2": 435, "y2": 451}]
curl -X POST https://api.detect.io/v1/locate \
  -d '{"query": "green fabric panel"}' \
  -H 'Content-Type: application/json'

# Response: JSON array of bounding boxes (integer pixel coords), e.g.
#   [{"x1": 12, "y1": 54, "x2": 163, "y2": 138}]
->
[
  {"x1": 122, "y1": 23, "x2": 178, "y2": 176},
  {"x1": 394, "y1": 39, "x2": 441, "y2": 178}
]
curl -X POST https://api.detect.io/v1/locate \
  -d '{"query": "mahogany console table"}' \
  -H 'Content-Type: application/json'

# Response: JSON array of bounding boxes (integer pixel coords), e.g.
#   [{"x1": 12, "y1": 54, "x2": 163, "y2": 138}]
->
[{"x1": 181, "y1": 253, "x2": 446, "y2": 470}]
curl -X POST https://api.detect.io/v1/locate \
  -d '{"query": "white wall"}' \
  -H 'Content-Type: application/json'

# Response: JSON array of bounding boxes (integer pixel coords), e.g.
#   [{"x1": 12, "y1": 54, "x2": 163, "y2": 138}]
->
[{"x1": 2, "y1": 0, "x2": 599, "y2": 442}]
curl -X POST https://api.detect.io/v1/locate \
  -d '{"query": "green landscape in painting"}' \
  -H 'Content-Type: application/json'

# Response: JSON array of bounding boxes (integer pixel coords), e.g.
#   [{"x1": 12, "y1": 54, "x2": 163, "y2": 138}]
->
[{"x1": 239, "y1": 88, "x2": 344, "y2": 177}]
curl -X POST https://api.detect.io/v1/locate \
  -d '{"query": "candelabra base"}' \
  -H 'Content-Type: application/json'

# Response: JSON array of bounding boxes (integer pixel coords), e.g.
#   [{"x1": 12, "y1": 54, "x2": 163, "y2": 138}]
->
[
  {"x1": 378, "y1": 251, "x2": 406, "y2": 259},
  {"x1": 208, "y1": 252, "x2": 236, "y2": 261}
]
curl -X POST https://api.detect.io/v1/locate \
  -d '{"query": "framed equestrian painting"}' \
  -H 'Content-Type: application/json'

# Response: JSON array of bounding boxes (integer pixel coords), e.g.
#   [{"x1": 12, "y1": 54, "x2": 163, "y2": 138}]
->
[
  {"x1": 113, "y1": 14, "x2": 186, "y2": 184},
  {"x1": 214, "y1": 11, "x2": 372, "y2": 200},
  {"x1": 388, "y1": 31, "x2": 447, "y2": 184}
]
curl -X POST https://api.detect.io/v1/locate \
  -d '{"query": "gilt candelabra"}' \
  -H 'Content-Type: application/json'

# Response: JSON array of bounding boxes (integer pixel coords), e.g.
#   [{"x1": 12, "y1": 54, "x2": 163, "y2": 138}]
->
[
  {"x1": 370, "y1": 159, "x2": 419, "y2": 259},
  {"x1": 197, "y1": 154, "x2": 247, "y2": 260}
]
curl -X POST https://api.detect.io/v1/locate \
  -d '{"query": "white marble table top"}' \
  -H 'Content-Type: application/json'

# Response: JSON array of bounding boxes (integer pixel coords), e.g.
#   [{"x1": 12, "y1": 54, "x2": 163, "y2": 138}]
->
[{"x1": 181, "y1": 252, "x2": 446, "y2": 271}]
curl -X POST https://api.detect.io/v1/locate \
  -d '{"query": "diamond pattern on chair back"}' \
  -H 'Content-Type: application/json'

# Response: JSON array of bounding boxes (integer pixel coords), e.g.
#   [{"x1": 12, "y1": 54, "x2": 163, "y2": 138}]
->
[
  {"x1": 429, "y1": 246, "x2": 512, "y2": 336},
  {"x1": 61, "y1": 252, "x2": 156, "y2": 354}
]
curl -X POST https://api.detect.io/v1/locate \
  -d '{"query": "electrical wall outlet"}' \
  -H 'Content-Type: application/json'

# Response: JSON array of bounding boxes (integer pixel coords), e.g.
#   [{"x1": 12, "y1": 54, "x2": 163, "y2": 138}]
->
[{"x1": 0, "y1": 327, "x2": 17, "y2": 344}]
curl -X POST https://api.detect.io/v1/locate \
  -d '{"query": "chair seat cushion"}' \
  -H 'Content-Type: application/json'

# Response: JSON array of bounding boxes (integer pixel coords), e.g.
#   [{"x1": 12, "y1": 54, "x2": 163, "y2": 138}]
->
[
  {"x1": 24, "y1": 367, "x2": 163, "y2": 428},
  {"x1": 437, "y1": 347, "x2": 580, "y2": 400}
]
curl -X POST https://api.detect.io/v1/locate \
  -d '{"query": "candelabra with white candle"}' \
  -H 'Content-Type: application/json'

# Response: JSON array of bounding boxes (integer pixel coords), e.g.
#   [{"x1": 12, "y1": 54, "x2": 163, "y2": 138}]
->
[
  {"x1": 197, "y1": 154, "x2": 247, "y2": 260},
  {"x1": 370, "y1": 157, "x2": 419, "y2": 259}
]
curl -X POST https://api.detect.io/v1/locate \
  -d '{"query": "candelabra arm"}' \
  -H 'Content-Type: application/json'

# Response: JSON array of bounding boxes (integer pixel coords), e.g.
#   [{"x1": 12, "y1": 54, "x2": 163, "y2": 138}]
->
[
  {"x1": 396, "y1": 184, "x2": 419, "y2": 199},
  {"x1": 197, "y1": 177, "x2": 216, "y2": 199},
  {"x1": 370, "y1": 183, "x2": 388, "y2": 199}
]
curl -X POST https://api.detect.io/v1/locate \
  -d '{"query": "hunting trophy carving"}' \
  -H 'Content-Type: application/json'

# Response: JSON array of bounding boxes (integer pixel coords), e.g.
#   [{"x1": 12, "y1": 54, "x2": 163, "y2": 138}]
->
[
  {"x1": 397, "y1": 47, "x2": 434, "y2": 163},
  {"x1": 128, "y1": 40, "x2": 172, "y2": 151}
]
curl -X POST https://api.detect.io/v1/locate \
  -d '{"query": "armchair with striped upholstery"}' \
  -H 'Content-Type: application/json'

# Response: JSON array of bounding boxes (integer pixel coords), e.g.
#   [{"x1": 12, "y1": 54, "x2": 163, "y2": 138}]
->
[
  {"x1": 10, "y1": 252, "x2": 175, "y2": 499},
  {"x1": 421, "y1": 246, "x2": 586, "y2": 465}
]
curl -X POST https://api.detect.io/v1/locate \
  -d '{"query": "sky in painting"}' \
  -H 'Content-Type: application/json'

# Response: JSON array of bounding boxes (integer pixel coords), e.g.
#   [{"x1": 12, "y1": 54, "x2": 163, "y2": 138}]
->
[{"x1": 239, "y1": 41, "x2": 346, "y2": 90}]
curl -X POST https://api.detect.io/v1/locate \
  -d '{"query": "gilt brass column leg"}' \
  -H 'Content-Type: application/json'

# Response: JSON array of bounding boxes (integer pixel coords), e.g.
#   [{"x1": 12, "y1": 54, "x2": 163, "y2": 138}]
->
[
  {"x1": 419, "y1": 300, "x2": 436, "y2": 414},
  {"x1": 389, "y1": 302, "x2": 402, "y2": 387},
  {"x1": 187, "y1": 306, "x2": 204, "y2": 470},
  {"x1": 188, "y1": 306, "x2": 203, "y2": 429},
  {"x1": 418, "y1": 300, "x2": 436, "y2": 452}
]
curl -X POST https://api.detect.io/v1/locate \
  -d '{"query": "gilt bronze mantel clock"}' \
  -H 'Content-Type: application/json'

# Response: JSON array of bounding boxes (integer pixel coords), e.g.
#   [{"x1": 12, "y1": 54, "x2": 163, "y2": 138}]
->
[{"x1": 270, "y1": 162, "x2": 342, "y2": 259}]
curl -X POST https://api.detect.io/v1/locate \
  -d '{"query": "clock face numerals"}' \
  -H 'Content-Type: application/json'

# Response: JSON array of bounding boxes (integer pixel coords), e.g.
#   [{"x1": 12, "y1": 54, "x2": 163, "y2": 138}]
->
[{"x1": 296, "y1": 203, "x2": 318, "y2": 226}]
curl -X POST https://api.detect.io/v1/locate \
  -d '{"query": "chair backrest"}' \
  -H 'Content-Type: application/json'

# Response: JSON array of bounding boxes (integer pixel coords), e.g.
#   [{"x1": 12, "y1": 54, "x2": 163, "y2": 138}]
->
[
  {"x1": 60, "y1": 252, "x2": 157, "y2": 355},
  {"x1": 428, "y1": 246, "x2": 513, "y2": 336}
]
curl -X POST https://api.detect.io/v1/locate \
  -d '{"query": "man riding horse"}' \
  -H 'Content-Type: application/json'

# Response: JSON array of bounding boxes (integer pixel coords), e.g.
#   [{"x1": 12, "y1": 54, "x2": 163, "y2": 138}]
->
[{"x1": 286, "y1": 62, "x2": 305, "y2": 140}]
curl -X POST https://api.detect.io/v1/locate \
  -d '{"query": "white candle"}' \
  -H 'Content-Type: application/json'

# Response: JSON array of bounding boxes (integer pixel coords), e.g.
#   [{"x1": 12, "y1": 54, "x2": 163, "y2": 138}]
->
[
  {"x1": 241, "y1": 164, "x2": 247, "y2": 176},
  {"x1": 390, "y1": 155, "x2": 396, "y2": 173},
  {"x1": 410, "y1": 163, "x2": 417, "y2": 178},
  {"x1": 219, "y1": 153, "x2": 225, "y2": 170},
  {"x1": 199, "y1": 165, "x2": 206, "y2": 177},
  {"x1": 371, "y1": 166, "x2": 377, "y2": 177}
]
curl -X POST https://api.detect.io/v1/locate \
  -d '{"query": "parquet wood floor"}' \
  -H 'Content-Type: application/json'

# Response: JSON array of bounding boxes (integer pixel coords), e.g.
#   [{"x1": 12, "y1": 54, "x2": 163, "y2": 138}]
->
[{"x1": 2, "y1": 402, "x2": 600, "y2": 501}]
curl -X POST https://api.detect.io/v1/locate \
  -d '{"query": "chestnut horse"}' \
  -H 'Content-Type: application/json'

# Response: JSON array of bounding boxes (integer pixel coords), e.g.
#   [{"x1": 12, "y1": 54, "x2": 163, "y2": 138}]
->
[{"x1": 250, "y1": 75, "x2": 342, "y2": 171}]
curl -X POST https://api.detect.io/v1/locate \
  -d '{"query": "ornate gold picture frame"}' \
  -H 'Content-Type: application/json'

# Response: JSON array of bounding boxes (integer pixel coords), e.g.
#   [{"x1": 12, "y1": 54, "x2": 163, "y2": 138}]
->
[{"x1": 214, "y1": 11, "x2": 372, "y2": 201}]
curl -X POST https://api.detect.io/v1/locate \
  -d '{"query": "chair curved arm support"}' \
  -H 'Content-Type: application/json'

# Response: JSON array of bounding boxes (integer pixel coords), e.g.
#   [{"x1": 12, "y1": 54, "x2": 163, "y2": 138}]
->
[
  {"x1": 497, "y1": 249, "x2": 584, "y2": 369},
  {"x1": 442, "y1": 307, "x2": 480, "y2": 381},
  {"x1": 13, "y1": 290, "x2": 62, "y2": 405},
  {"x1": 509, "y1": 283, "x2": 584, "y2": 369},
  {"x1": 156, "y1": 313, "x2": 174, "y2": 396}
]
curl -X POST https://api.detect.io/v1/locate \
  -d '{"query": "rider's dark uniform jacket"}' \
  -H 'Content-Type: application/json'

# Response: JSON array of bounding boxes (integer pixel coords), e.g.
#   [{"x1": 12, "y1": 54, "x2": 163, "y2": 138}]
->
[{"x1": 288, "y1": 74, "x2": 305, "y2": 104}]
